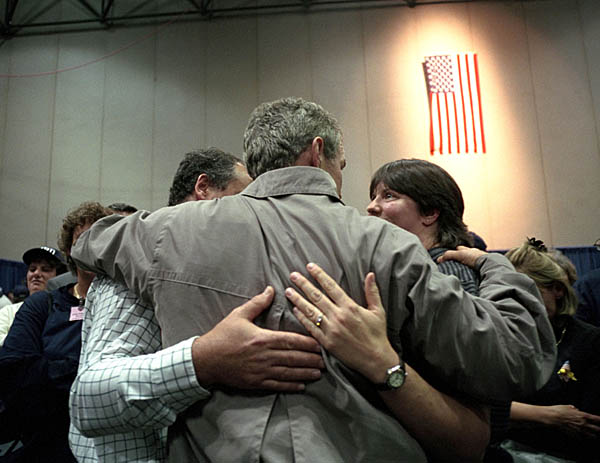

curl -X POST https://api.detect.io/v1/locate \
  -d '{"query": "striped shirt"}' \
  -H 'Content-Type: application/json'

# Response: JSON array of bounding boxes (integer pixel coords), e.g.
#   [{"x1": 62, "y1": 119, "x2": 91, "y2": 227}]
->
[{"x1": 429, "y1": 247, "x2": 480, "y2": 296}]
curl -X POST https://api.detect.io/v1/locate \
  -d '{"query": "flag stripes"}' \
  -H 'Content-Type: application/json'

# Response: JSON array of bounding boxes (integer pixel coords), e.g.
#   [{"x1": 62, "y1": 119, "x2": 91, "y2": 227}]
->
[{"x1": 424, "y1": 53, "x2": 486, "y2": 155}]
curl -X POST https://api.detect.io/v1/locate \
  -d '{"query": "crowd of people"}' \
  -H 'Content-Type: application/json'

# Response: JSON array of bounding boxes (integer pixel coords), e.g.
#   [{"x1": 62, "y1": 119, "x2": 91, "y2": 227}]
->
[{"x1": 0, "y1": 97, "x2": 598, "y2": 463}]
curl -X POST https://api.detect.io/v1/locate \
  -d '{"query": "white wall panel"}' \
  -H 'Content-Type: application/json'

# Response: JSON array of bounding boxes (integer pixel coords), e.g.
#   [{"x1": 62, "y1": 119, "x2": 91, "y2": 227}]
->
[
  {"x1": 257, "y1": 14, "x2": 312, "y2": 104},
  {"x1": 363, "y1": 8, "x2": 425, "y2": 172},
  {"x1": 205, "y1": 17, "x2": 258, "y2": 156},
  {"x1": 579, "y1": 0, "x2": 600, "y2": 247},
  {"x1": 525, "y1": 0, "x2": 600, "y2": 247},
  {"x1": 0, "y1": 36, "x2": 59, "y2": 260},
  {"x1": 309, "y1": 10, "x2": 370, "y2": 211},
  {"x1": 0, "y1": 42, "x2": 8, "y2": 186},
  {"x1": 152, "y1": 22, "x2": 207, "y2": 209},
  {"x1": 100, "y1": 27, "x2": 156, "y2": 212},
  {"x1": 48, "y1": 30, "x2": 106, "y2": 245}
]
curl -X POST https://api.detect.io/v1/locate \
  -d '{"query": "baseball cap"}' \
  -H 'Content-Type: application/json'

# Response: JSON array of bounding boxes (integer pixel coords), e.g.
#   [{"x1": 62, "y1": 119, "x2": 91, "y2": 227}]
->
[{"x1": 22, "y1": 246, "x2": 66, "y2": 267}]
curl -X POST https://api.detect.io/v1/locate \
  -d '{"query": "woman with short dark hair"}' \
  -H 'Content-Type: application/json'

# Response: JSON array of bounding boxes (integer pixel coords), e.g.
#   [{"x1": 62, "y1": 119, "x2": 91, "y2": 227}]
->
[{"x1": 367, "y1": 159, "x2": 478, "y2": 294}]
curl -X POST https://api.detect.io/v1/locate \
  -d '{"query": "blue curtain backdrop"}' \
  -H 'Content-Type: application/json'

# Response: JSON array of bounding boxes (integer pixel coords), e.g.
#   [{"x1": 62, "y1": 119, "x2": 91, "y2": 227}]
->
[
  {"x1": 0, "y1": 259, "x2": 27, "y2": 295},
  {"x1": 555, "y1": 246, "x2": 600, "y2": 279}
]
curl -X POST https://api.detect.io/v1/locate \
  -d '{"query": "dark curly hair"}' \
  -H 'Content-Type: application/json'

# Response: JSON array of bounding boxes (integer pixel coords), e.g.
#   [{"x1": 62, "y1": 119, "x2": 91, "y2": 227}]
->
[
  {"x1": 58, "y1": 201, "x2": 111, "y2": 273},
  {"x1": 107, "y1": 202, "x2": 138, "y2": 215},
  {"x1": 167, "y1": 148, "x2": 242, "y2": 206}
]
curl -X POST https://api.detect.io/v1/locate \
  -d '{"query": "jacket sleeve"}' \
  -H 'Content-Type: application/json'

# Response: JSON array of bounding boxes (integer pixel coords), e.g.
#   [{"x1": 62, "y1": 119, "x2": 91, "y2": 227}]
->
[
  {"x1": 381, "y1": 237, "x2": 556, "y2": 403},
  {"x1": 71, "y1": 208, "x2": 173, "y2": 306}
]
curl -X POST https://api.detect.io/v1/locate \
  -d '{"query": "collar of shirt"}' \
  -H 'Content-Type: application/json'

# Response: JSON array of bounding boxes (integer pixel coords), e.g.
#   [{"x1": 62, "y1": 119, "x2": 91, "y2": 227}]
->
[
  {"x1": 428, "y1": 247, "x2": 449, "y2": 261},
  {"x1": 242, "y1": 166, "x2": 342, "y2": 202}
]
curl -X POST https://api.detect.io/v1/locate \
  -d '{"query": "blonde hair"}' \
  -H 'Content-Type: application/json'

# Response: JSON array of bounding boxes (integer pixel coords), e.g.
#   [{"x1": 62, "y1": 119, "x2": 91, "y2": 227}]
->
[
  {"x1": 549, "y1": 249, "x2": 578, "y2": 285},
  {"x1": 506, "y1": 240, "x2": 578, "y2": 318}
]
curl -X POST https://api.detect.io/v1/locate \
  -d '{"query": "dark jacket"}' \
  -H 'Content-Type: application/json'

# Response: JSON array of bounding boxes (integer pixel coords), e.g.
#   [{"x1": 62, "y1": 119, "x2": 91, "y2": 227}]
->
[
  {"x1": 508, "y1": 316, "x2": 600, "y2": 462},
  {"x1": 0, "y1": 285, "x2": 82, "y2": 462}
]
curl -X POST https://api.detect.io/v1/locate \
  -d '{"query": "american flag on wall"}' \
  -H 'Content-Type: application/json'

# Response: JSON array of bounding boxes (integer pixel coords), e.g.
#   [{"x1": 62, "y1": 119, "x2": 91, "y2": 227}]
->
[{"x1": 424, "y1": 53, "x2": 486, "y2": 155}]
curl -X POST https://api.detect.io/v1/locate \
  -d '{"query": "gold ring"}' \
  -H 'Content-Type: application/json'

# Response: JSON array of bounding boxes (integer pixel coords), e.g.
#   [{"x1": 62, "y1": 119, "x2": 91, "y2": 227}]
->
[{"x1": 315, "y1": 315, "x2": 323, "y2": 328}]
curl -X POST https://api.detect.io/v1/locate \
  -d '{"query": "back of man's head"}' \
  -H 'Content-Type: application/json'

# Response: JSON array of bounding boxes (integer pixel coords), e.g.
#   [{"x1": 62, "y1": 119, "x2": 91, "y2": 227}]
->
[
  {"x1": 243, "y1": 97, "x2": 342, "y2": 179},
  {"x1": 168, "y1": 148, "x2": 242, "y2": 206},
  {"x1": 107, "y1": 202, "x2": 138, "y2": 216}
]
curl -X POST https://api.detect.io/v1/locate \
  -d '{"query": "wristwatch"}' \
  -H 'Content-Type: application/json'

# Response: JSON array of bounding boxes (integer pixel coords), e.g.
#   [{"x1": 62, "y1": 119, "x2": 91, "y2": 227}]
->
[{"x1": 375, "y1": 362, "x2": 407, "y2": 391}]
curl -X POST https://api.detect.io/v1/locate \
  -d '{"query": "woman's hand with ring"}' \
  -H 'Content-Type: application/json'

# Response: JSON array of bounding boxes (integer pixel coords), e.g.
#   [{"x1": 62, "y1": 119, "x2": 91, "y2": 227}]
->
[{"x1": 285, "y1": 263, "x2": 399, "y2": 383}]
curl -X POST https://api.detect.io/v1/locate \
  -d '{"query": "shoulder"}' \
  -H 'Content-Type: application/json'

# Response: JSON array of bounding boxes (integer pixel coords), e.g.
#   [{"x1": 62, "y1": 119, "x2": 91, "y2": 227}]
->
[
  {"x1": 6, "y1": 293, "x2": 53, "y2": 330},
  {"x1": 160, "y1": 198, "x2": 247, "y2": 235},
  {"x1": 88, "y1": 275, "x2": 140, "y2": 310},
  {"x1": 577, "y1": 268, "x2": 600, "y2": 283},
  {"x1": 437, "y1": 258, "x2": 475, "y2": 276},
  {"x1": 0, "y1": 302, "x2": 23, "y2": 318},
  {"x1": 355, "y1": 215, "x2": 433, "y2": 273},
  {"x1": 570, "y1": 316, "x2": 599, "y2": 334},
  {"x1": 575, "y1": 268, "x2": 600, "y2": 292},
  {"x1": 431, "y1": 247, "x2": 474, "y2": 275},
  {"x1": 438, "y1": 262, "x2": 479, "y2": 295},
  {"x1": 360, "y1": 213, "x2": 424, "y2": 247},
  {"x1": 564, "y1": 317, "x2": 600, "y2": 358},
  {"x1": 91, "y1": 275, "x2": 132, "y2": 295},
  {"x1": 20, "y1": 291, "x2": 53, "y2": 312}
]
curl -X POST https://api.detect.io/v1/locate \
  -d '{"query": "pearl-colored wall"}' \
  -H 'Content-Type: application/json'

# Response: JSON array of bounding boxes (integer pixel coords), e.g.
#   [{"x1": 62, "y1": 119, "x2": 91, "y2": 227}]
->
[{"x1": 1, "y1": 0, "x2": 599, "y2": 260}]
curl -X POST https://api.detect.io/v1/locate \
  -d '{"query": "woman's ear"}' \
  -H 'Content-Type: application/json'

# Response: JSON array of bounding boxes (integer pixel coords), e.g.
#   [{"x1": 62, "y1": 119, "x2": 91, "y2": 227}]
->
[
  {"x1": 551, "y1": 281, "x2": 565, "y2": 300},
  {"x1": 422, "y1": 209, "x2": 440, "y2": 227}
]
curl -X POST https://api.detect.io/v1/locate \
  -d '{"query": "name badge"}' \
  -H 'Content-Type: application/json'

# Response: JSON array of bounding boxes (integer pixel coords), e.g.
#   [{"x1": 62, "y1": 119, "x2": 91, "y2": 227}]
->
[{"x1": 70, "y1": 306, "x2": 85, "y2": 321}]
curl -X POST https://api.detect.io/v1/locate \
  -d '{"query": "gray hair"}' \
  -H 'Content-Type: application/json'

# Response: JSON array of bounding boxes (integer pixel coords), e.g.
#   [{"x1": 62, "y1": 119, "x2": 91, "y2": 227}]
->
[
  {"x1": 168, "y1": 148, "x2": 242, "y2": 206},
  {"x1": 243, "y1": 97, "x2": 342, "y2": 179}
]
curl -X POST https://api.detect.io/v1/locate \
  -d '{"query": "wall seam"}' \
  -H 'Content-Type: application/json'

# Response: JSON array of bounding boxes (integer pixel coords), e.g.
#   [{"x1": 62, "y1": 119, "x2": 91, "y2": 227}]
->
[
  {"x1": 306, "y1": 13, "x2": 314, "y2": 100},
  {"x1": 203, "y1": 23, "x2": 208, "y2": 149},
  {"x1": 359, "y1": 6, "x2": 373, "y2": 178},
  {"x1": 576, "y1": 0, "x2": 600, "y2": 165},
  {"x1": 467, "y1": 0, "x2": 492, "y2": 246},
  {"x1": 0, "y1": 44, "x2": 11, "y2": 181},
  {"x1": 523, "y1": 2, "x2": 554, "y2": 246},
  {"x1": 46, "y1": 34, "x2": 60, "y2": 246},
  {"x1": 99, "y1": 33, "x2": 108, "y2": 203},
  {"x1": 255, "y1": 10, "x2": 260, "y2": 116},
  {"x1": 151, "y1": 27, "x2": 158, "y2": 209}
]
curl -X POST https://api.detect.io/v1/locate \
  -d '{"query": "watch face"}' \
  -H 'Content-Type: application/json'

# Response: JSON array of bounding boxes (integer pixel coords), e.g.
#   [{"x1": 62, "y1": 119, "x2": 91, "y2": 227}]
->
[{"x1": 387, "y1": 369, "x2": 405, "y2": 389}]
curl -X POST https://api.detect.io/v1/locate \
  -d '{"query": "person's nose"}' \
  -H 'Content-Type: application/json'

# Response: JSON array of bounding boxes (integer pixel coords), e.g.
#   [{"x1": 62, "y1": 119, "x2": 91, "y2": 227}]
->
[{"x1": 367, "y1": 199, "x2": 381, "y2": 216}]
